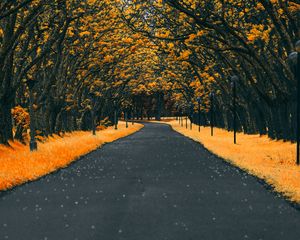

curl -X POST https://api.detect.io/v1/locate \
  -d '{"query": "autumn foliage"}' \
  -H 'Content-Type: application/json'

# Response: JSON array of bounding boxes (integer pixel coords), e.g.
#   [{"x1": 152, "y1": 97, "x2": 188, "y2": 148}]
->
[
  {"x1": 166, "y1": 119, "x2": 300, "y2": 203},
  {"x1": 11, "y1": 106, "x2": 30, "y2": 143},
  {"x1": 0, "y1": 122, "x2": 143, "y2": 191},
  {"x1": 0, "y1": 0, "x2": 299, "y2": 145}
]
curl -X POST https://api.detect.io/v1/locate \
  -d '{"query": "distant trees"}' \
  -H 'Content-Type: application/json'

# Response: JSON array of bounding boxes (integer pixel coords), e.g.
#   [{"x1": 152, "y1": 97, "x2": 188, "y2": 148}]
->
[{"x1": 119, "y1": 0, "x2": 300, "y2": 140}]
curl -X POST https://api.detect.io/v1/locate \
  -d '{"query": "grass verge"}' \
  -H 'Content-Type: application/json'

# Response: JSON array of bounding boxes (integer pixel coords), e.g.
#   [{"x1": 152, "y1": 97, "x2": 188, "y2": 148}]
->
[
  {"x1": 161, "y1": 119, "x2": 300, "y2": 203},
  {"x1": 0, "y1": 122, "x2": 143, "y2": 191}
]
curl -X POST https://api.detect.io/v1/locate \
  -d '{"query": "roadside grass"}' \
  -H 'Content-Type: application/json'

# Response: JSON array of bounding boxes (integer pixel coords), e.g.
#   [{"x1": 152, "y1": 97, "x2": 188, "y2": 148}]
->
[
  {"x1": 162, "y1": 119, "x2": 300, "y2": 203},
  {"x1": 0, "y1": 122, "x2": 143, "y2": 191}
]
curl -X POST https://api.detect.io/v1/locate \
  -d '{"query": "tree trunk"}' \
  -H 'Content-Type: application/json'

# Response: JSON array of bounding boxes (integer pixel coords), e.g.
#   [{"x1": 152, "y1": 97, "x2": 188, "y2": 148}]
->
[
  {"x1": 155, "y1": 92, "x2": 163, "y2": 121},
  {"x1": 0, "y1": 101, "x2": 13, "y2": 144}
]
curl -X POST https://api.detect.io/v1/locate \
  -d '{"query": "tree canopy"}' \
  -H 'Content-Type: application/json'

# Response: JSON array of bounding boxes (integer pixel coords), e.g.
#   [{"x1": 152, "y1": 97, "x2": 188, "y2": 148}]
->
[{"x1": 0, "y1": 0, "x2": 299, "y2": 145}]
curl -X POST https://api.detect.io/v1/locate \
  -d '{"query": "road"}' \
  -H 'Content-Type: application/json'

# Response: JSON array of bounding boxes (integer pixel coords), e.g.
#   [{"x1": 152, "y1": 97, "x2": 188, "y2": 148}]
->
[{"x1": 0, "y1": 122, "x2": 300, "y2": 240}]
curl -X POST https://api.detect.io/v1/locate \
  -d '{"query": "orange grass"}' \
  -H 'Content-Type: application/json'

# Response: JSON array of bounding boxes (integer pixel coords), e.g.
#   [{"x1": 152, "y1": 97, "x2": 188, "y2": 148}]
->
[
  {"x1": 162, "y1": 119, "x2": 300, "y2": 203},
  {"x1": 0, "y1": 122, "x2": 143, "y2": 191}
]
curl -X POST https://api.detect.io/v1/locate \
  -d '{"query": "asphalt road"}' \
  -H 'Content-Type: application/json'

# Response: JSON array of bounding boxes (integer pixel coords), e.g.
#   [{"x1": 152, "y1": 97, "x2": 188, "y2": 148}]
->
[{"x1": 0, "y1": 122, "x2": 300, "y2": 240}]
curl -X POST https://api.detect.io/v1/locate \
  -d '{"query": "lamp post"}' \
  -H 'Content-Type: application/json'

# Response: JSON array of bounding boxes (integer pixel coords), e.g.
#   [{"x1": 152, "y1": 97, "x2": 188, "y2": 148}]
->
[
  {"x1": 114, "y1": 100, "x2": 118, "y2": 130},
  {"x1": 288, "y1": 40, "x2": 300, "y2": 164},
  {"x1": 131, "y1": 107, "x2": 134, "y2": 125},
  {"x1": 88, "y1": 93, "x2": 96, "y2": 136},
  {"x1": 210, "y1": 92, "x2": 215, "y2": 136},
  {"x1": 28, "y1": 80, "x2": 37, "y2": 151},
  {"x1": 125, "y1": 110, "x2": 128, "y2": 128},
  {"x1": 185, "y1": 107, "x2": 188, "y2": 129},
  {"x1": 181, "y1": 110, "x2": 183, "y2": 127},
  {"x1": 197, "y1": 97, "x2": 201, "y2": 132},
  {"x1": 189, "y1": 103, "x2": 194, "y2": 130},
  {"x1": 231, "y1": 75, "x2": 238, "y2": 144}
]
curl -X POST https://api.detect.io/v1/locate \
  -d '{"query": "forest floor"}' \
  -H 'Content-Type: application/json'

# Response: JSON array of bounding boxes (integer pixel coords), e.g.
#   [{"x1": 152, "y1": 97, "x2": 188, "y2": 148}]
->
[
  {"x1": 159, "y1": 119, "x2": 300, "y2": 203},
  {"x1": 0, "y1": 122, "x2": 143, "y2": 191}
]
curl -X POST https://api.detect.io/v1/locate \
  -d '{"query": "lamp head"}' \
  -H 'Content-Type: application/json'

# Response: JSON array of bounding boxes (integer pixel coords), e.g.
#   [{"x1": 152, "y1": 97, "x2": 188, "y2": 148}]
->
[
  {"x1": 231, "y1": 75, "x2": 238, "y2": 88},
  {"x1": 231, "y1": 75, "x2": 239, "y2": 83},
  {"x1": 295, "y1": 40, "x2": 300, "y2": 53},
  {"x1": 288, "y1": 52, "x2": 298, "y2": 66}
]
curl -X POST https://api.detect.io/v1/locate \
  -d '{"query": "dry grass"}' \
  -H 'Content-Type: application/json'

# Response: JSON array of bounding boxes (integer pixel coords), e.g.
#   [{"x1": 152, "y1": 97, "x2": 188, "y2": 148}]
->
[
  {"x1": 162, "y1": 119, "x2": 300, "y2": 203},
  {"x1": 0, "y1": 122, "x2": 143, "y2": 191}
]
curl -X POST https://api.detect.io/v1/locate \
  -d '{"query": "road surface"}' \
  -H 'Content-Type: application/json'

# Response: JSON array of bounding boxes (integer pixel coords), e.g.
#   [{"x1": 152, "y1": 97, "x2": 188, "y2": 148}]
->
[{"x1": 0, "y1": 123, "x2": 300, "y2": 240}]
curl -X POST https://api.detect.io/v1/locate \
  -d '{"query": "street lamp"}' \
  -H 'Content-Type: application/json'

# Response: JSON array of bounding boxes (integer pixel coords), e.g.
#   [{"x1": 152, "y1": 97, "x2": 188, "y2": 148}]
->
[
  {"x1": 197, "y1": 97, "x2": 201, "y2": 132},
  {"x1": 88, "y1": 93, "x2": 96, "y2": 136},
  {"x1": 131, "y1": 107, "x2": 134, "y2": 125},
  {"x1": 189, "y1": 103, "x2": 194, "y2": 130},
  {"x1": 181, "y1": 109, "x2": 183, "y2": 127},
  {"x1": 114, "y1": 100, "x2": 118, "y2": 130},
  {"x1": 209, "y1": 92, "x2": 215, "y2": 136},
  {"x1": 177, "y1": 106, "x2": 181, "y2": 124},
  {"x1": 185, "y1": 105, "x2": 188, "y2": 129},
  {"x1": 178, "y1": 106, "x2": 181, "y2": 125},
  {"x1": 125, "y1": 110, "x2": 128, "y2": 128},
  {"x1": 288, "y1": 40, "x2": 300, "y2": 164},
  {"x1": 231, "y1": 75, "x2": 238, "y2": 144},
  {"x1": 27, "y1": 80, "x2": 37, "y2": 151}
]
